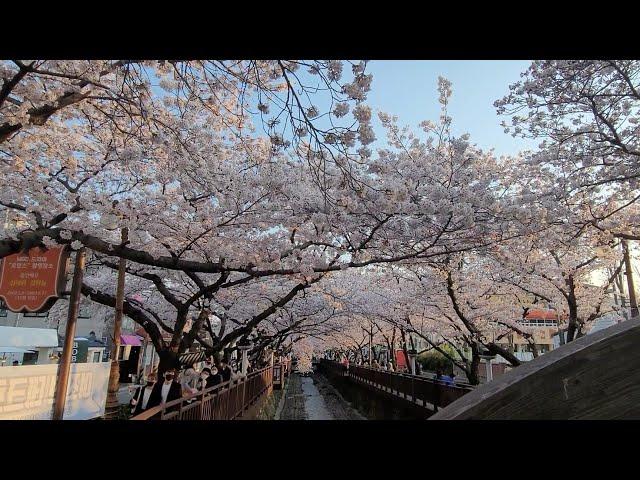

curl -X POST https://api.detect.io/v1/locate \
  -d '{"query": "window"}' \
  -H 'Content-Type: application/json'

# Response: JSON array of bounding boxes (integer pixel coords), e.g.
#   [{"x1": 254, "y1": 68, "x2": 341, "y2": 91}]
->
[
  {"x1": 92, "y1": 351, "x2": 101, "y2": 363},
  {"x1": 520, "y1": 318, "x2": 558, "y2": 328},
  {"x1": 0, "y1": 300, "x2": 7, "y2": 317},
  {"x1": 22, "y1": 351, "x2": 38, "y2": 365},
  {"x1": 23, "y1": 311, "x2": 49, "y2": 317}
]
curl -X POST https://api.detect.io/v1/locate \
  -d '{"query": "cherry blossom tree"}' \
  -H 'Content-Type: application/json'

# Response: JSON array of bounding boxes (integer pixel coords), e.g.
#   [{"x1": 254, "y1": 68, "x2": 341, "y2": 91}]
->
[
  {"x1": 292, "y1": 338, "x2": 315, "y2": 375},
  {"x1": 490, "y1": 231, "x2": 625, "y2": 343},
  {"x1": 495, "y1": 60, "x2": 640, "y2": 241},
  {"x1": 2, "y1": 65, "x2": 570, "y2": 384}
]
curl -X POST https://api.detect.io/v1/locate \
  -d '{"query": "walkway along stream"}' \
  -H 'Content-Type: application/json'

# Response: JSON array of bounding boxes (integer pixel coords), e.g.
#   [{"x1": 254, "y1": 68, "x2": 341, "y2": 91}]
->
[
  {"x1": 316, "y1": 360, "x2": 473, "y2": 419},
  {"x1": 277, "y1": 372, "x2": 365, "y2": 420}
]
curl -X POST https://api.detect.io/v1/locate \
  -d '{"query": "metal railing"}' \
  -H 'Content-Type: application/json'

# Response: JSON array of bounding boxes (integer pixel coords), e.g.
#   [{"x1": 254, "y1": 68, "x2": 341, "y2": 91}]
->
[
  {"x1": 131, "y1": 365, "x2": 274, "y2": 420},
  {"x1": 318, "y1": 360, "x2": 473, "y2": 412},
  {"x1": 317, "y1": 359, "x2": 349, "y2": 377}
]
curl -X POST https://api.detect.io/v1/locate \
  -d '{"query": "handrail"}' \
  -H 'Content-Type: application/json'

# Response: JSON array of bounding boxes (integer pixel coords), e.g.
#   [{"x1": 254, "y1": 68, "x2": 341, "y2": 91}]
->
[
  {"x1": 318, "y1": 359, "x2": 473, "y2": 412},
  {"x1": 354, "y1": 365, "x2": 474, "y2": 389},
  {"x1": 131, "y1": 365, "x2": 274, "y2": 420}
]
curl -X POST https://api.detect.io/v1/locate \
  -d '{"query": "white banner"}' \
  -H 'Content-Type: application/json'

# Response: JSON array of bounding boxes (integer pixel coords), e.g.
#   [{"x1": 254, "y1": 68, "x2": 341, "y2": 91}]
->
[{"x1": 0, "y1": 363, "x2": 110, "y2": 420}]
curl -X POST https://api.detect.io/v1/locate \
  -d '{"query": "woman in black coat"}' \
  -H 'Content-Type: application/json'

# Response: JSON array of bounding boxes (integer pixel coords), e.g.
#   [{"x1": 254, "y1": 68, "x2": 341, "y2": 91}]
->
[
  {"x1": 146, "y1": 369, "x2": 182, "y2": 412},
  {"x1": 130, "y1": 374, "x2": 157, "y2": 416},
  {"x1": 198, "y1": 367, "x2": 223, "y2": 390}
]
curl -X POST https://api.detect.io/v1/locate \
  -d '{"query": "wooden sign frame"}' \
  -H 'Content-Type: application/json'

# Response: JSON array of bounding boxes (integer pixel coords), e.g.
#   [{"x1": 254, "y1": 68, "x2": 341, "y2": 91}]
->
[{"x1": 0, "y1": 245, "x2": 70, "y2": 313}]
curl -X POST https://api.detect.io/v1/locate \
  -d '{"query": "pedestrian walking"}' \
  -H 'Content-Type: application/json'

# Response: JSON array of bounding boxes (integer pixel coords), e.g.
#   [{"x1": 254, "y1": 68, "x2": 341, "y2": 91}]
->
[
  {"x1": 130, "y1": 373, "x2": 157, "y2": 416},
  {"x1": 147, "y1": 368, "x2": 182, "y2": 411},
  {"x1": 180, "y1": 363, "x2": 199, "y2": 397},
  {"x1": 440, "y1": 372, "x2": 454, "y2": 386},
  {"x1": 198, "y1": 367, "x2": 223, "y2": 390},
  {"x1": 208, "y1": 366, "x2": 223, "y2": 388},
  {"x1": 197, "y1": 368, "x2": 211, "y2": 390},
  {"x1": 218, "y1": 360, "x2": 232, "y2": 382}
]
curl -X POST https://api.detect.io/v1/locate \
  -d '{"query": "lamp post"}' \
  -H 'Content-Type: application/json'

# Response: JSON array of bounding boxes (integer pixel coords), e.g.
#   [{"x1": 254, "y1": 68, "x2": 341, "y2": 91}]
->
[
  {"x1": 237, "y1": 340, "x2": 252, "y2": 376},
  {"x1": 407, "y1": 348, "x2": 418, "y2": 375},
  {"x1": 380, "y1": 346, "x2": 388, "y2": 369},
  {"x1": 549, "y1": 302, "x2": 563, "y2": 347},
  {"x1": 368, "y1": 318, "x2": 373, "y2": 367},
  {"x1": 478, "y1": 352, "x2": 496, "y2": 383}
]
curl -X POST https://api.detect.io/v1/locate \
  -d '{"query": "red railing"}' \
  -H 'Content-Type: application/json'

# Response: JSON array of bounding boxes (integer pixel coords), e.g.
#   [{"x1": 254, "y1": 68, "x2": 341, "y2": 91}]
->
[{"x1": 131, "y1": 366, "x2": 274, "y2": 420}]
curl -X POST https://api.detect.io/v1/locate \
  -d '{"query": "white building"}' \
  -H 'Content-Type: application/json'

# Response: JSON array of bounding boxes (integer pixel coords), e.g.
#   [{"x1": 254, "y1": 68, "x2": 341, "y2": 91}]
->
[{"x1": 0, "y1": 326, "x2": 59, "y2": 366}]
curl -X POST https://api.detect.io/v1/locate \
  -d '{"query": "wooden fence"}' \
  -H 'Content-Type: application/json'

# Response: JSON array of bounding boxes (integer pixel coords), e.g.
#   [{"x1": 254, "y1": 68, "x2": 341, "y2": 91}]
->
[
  {"x1": 131, "y1": 365, "x2": 274, "y2": 420},
  {"x1": 318, "y1": 360, "x2": 473, "y2": 415}
]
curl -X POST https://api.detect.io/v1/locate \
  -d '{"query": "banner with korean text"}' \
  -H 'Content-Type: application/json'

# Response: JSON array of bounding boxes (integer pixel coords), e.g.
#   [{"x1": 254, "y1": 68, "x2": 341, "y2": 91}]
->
[{"x1": 0, "y1": 362, "x2": 110, "y2": 420}]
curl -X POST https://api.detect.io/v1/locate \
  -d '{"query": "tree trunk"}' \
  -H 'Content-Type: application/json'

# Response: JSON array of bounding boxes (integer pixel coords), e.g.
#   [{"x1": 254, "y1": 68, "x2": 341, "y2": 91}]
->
[
  {"x1": 468, "y1": 351, "x2": 481, "y2": 385},
  {"x1": 565, "y1": 278, "x2": 579, "y2": 343},
  {"x1": 157, "y1": 349, "x2": 180, "y2": 378},
  {"x1": 400, "y1": 329, "x2": 409, "y2": 372},
  {"x1": 104, "y1": 227, "x2": 127, "y2": 420},
  {"x1": 623, "y1": 239, "x2": 639, "y2": 318}
]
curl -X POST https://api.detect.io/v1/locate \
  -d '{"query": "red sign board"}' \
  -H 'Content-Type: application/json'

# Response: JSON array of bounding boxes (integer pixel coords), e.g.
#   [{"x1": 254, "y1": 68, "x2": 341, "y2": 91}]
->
[
  {"x1": 395, "y1": 349, "x2": 408, "y2": 369},
  {"x1": 0, "y1": 246, "x2": 69, "y2": 313}
]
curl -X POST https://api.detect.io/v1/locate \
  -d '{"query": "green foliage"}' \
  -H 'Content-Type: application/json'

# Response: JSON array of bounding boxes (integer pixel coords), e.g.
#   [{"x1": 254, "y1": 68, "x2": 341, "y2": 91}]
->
[{"x1": 417, "y1": 346, "x2": 457, "y2": 374}]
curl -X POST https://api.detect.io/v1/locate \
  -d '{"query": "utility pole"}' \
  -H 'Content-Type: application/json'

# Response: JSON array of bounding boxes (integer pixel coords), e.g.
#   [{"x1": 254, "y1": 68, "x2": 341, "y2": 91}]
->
[
  {"x1": 104, "y1": 227, "x2": 128, "y2": 419},
  {"x1": 622, "y1": 239, "x2": 639, "y2": 319},
  {"x1": 52, "y1": 247, "x2": 86, "y2": 420},
  {"x1": 368, "y1": 319, "x2": 373, "y2": 367}
]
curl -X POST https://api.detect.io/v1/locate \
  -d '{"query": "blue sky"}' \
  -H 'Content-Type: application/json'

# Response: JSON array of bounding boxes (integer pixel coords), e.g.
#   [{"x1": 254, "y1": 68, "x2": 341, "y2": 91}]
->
[
  {"x1": 365, "y1": 60, "x2": 537, "y2": 157},
  {"x1": 147, "y1": 61, "x2": 538, "y2": 158}
]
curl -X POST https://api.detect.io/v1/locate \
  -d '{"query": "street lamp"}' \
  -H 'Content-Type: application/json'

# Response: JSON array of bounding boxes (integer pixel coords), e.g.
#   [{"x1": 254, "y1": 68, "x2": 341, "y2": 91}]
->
[
  {"x1": 237, "y1": 339, "x2": 252, "y2": 376},
  {"x1": 478, "y1": 347, "x2": 496, "y2": 383},
  {"x1": 379, "y1": 346, "x2": 388, "y2": 369},
  {"x1": 407, "y1": 348, "x2": 418, "y2": 375},
  {"x1": 548, "y1": 302, "x2": 563, "y2": 347}
]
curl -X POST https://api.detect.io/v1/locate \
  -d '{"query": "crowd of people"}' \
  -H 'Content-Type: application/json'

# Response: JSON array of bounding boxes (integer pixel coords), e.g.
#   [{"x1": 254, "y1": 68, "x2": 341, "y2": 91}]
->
[{"x1": 129, "y1": 357, "x2": 241, "y2": 417}]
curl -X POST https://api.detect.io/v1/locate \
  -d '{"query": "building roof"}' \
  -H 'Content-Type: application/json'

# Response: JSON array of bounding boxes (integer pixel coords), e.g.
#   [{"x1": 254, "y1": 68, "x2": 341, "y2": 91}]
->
[
  {"x1": 120, "y1": 334, "x2": 143, "y2": 346},
  {"x1": 0, "y1": 346, "x2": 36, "y2": 353},
  {"x1": 524, "y1": 309, "x2": 565, "y2": 320},
  {"x1": 77, "y1": 336, "x2": 106, "y2": 348},
  {"x1": 0, "y1": 326, "x2": 59, "y2": 348}
]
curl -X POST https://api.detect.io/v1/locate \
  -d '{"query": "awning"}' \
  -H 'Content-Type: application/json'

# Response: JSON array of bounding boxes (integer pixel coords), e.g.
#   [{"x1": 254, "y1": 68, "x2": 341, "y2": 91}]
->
[
  {"x1": 0, "y1": 326, "x2": 59, "y2": 348},
  {"x1": 0, "y1": 347, "x2": 37, "y2": 353},
  {"x1": 179, "y1": 351, "x2": 207, "y2": 367},
  {"x1": 120, "y1": 335, "x2": 143, "y2": 346}
]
